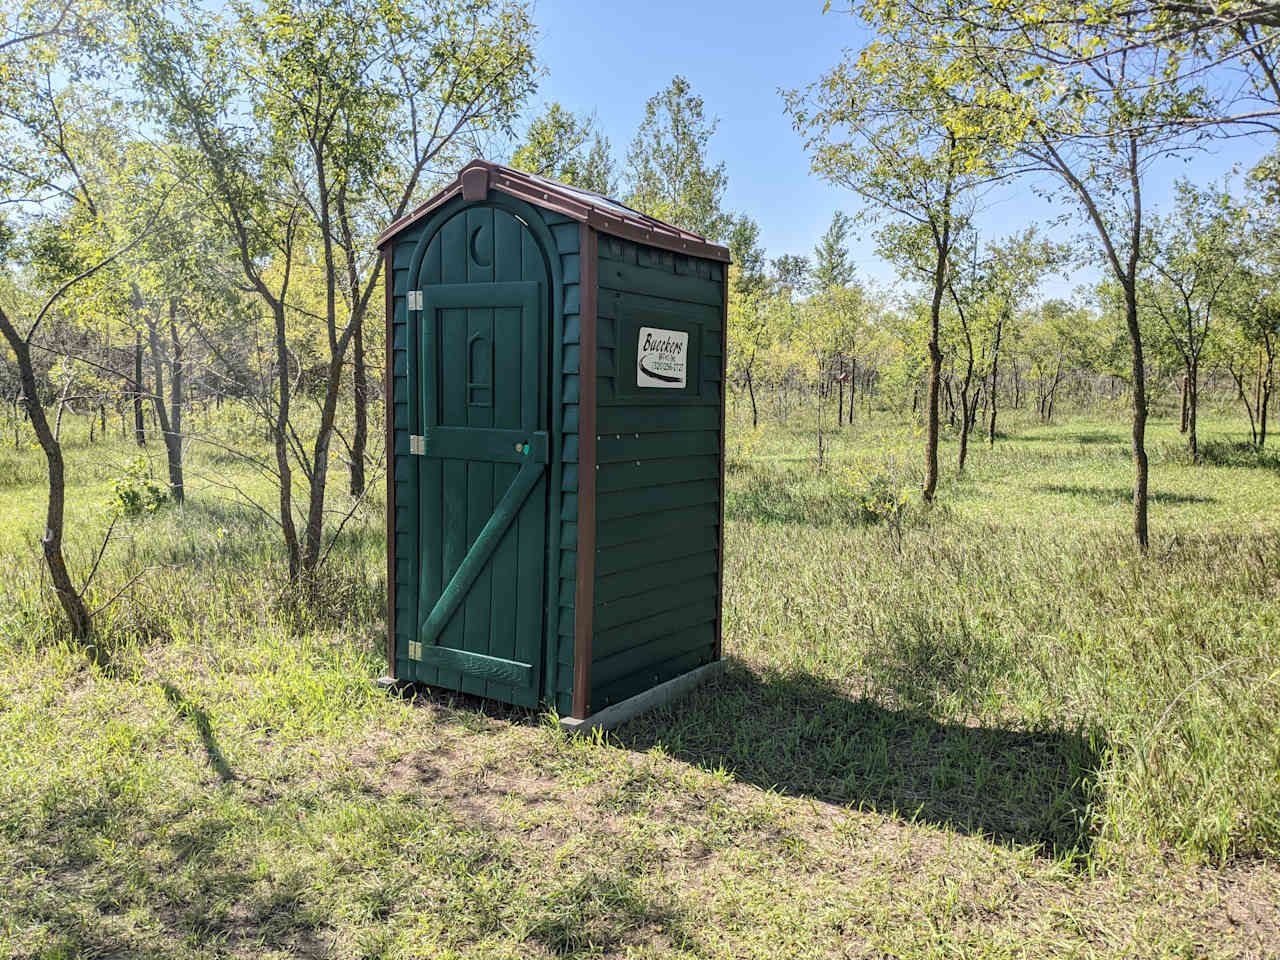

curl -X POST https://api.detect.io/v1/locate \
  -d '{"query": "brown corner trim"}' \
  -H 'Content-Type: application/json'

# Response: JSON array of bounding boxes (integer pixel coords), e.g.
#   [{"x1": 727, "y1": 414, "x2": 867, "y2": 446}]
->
[
  {"x1": 572, "y1": 224, "x2": 599, "y2": 719},
  {"x1": 384, "y1": 245, "x2": 397, "y2": 679},
  {"x1": 714, "y1": 263, "x2": 728, "y2": 663}
]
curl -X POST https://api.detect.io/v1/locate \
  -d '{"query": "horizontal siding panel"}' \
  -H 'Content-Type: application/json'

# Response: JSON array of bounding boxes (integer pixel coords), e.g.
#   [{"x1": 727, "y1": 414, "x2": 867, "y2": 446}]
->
[
  {"x1": 593, "y1": 598, "x2": 718, "y2": 660},
  {"x1": 393, "y1": 242, "x2": 419, "y2": 269},
  {"x1": 594, "y1": 575, "x2": 717, "y2": 632},
  {"x1": 562, "y1": 520, "x2": 578, "y2": 547},
  {"x1": 593, "y1": 624, "x2": 714, "y2": 688},
  {"x1": 594, "y1": 646, "x2": 712, "y2": 710},
  {"x1": 563, "y1": 344, "x2": 580, "y2": 374},
  {"x1": 562, "y1": 436, "x2": 579, "y2": 462},
  {"x1": 596, "y1": 456, "x2": 719, "y2": 493},
  {"x1": 596, "y1": 430, "x2": 719, "y2": 463},
  {"x1": 559, "y1": 576, "x2": 576, "y2": 608},
  {"x1": 593, "y1": 525, "x2": 718, "y2": 577},
  {"x1": 550, "y1": 222, "x2": 580, "y2": 251},
  {"x1": 599, "y1": 263, "x2": 723, "y2": 306},
  {"x1": 561, "y1": 464, "x2": 578, "y2": 492},
  {"x1": 562, "y1": 492, "x2": 578, "y2": 522},
  {"x1": 597, "y1": 291, "x2": 722, "y2": 330},
  {"x1": 597, "y1": 479, "x2": 718, "y2": 521},
  {"x1": 595, "y1": 551, "x2": 718, "y2": 604},
  {"x1": 596, "y1": 504, "x2": 718, "y2": 548},
  {"x1": 597, "y1": 234, "x2": 637, "y2": 264},
  {"x1": 597, "y1": 405, "x2": 719, "y2": 434},
  {"x1": 563, "y1": 314, "x2": 580, "y2": 344},
  {"x1": 563, "y1": 374, "x2": 579, "y2": 404}
]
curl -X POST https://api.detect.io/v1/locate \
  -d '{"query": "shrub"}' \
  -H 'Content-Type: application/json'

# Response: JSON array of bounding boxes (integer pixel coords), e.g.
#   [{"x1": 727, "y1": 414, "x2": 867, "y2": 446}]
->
[{"x1": 106, "y1": 456, "x2": 169, "y2": 518}]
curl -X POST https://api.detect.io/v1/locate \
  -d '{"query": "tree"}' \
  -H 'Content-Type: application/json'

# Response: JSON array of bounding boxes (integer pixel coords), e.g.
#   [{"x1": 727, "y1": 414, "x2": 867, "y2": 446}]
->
[
  {"x1": 510, "y1": 102, "x2": 615, "y2": 195},
  {"x1": 976, "y1": 230, "x2": 1064, "y2": 446},
  {"x1": 724, "y1": 214, "x2": 772, "y2": 429},
  {"x1": 812, "y1": 211, "x2": 856, "y2": 292},
  {"x1": 812, "y1": 211, "x2": 860, "y2": 427},
  {"x1": 625, "y1": 76, "x2": 731, "y2": 241},
  {"x1": 0, "y1": 3, "x2": 140, "y2": 642},
  {"x1": 131, "y1": 0, "x2": 537, "y2": 582},
  {"x1": 785, "y1": 43, "x2": 988, "y2": 504},
  {"x1": 859, "y1": 0, "x2": 1212, "y2": 549},
  {"x1": 1140, "y1": 180, "x2": 1243, "y2": 462},
  {"x1": 771, "y1": 255, "x2": 811, "y2": 298},
  {"x1": 727, "y1": 213, "x2": 769, "y2": 297},
  {"x1": 726, "y1": 266, "x2": 773, "y2": 430}
]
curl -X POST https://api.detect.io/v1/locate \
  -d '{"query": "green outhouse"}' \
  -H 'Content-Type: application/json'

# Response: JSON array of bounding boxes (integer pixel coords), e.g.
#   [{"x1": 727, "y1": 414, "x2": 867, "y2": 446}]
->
[{"x1": 377, "y1": 160, "x2": 729, "y2": 724}]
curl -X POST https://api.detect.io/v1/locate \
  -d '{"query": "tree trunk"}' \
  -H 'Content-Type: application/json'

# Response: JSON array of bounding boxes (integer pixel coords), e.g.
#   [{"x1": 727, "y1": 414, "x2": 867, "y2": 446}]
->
[
  {"x1": 349, "y1": 315, "x2": 367, "y2": 495},
  {"x1": 146, "y1": 305, "x2": 185, "y2": 503},
  {"x1": 1124, "y1": 282, "x2": 1149, "y2": 550},
  {"x1": 0, "y1": 309, "x2": 92, "y2": 639},
  {"x1": 1260, "y1": 347, "x2": 1273, "y2": 451},
  {"x1": 1186, "y1": 359, "x2": 1199, "y2": 464},
  {"x1": 987, "y1": 315, "x2": 1003, "y2": 447},
  {"x1": 923, "y1": 255, "x2": 946, "y2": 504},
  {"x1": 746, "y1": 369, "x2": 758, "y2": 429},
  {"x1": 133, "y1": 328, "x2": 146, "y2": 446},
  {"x1": 169, "y1": 302, "x2": 185, "y2": 499},
  {"x1": 1180, "y1": 375, "x2": 1189, "y2": 433},
  {"x1": 849, "y1": 357, "x2": 857, "y2": 424},
  {"x1": 271, "y1": 299, "x2": 301, "y2": 580},
  {"x1": 836, "y1": 358, "x2": 844, "y2": 427}
]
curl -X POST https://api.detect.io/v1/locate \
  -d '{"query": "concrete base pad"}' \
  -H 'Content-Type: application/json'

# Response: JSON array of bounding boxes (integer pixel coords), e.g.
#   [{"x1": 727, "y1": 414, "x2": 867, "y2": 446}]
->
[
  {"x1": 559, "y1": 659, "x2": 725, "y2": 734},
  {"x1": 374, "y1": 675, "x2": 410, "y2": 694}
]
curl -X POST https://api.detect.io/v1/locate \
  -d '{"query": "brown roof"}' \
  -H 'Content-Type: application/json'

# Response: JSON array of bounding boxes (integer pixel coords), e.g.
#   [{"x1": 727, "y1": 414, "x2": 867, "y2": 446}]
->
[{"x1": 376, "y1": 159, "x2": 731, "y2": 263}]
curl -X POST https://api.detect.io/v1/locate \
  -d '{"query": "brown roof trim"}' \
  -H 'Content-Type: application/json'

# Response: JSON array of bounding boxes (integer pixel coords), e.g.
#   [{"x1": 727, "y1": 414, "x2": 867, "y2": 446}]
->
[{"x1": 377, "y1": 159, "x2": 731, "y2": 264}]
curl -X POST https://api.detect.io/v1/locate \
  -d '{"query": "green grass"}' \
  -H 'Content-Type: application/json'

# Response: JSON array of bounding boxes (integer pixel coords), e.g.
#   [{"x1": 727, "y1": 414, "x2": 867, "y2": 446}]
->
[{"x1": 1, "y1": 403, "x2": 1278, "y2": 958}]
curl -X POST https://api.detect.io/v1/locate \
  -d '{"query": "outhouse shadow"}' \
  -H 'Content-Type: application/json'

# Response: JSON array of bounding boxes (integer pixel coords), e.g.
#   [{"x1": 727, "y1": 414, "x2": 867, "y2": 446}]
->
[{"x1": 613, "y1": 661, "x2": 1104, "y2": 860}]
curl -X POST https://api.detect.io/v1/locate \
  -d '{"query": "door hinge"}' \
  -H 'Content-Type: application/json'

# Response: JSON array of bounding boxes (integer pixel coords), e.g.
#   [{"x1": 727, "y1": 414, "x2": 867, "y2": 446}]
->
[
  {"x1": 408, "y1": 640, "x2": 422, "y2": 660},
  {"x1": 409, "y1": 434, "x2": 425, "y2": 456},
  {"x1": 406, "y1": 290, "x2": 423, "y2": 311}
]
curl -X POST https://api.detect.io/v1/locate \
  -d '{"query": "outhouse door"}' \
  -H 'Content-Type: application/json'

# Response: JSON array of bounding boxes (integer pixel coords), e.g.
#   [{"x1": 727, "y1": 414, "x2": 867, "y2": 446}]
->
[{"x1": 414, "y1": 210, "x2": 549, "y2": 704}]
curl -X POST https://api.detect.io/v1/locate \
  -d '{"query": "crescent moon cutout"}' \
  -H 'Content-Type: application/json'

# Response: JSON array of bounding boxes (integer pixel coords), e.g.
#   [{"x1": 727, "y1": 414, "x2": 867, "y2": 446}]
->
[{"x1": 469, "y1": 225, "x2": 491, "y2": 267}]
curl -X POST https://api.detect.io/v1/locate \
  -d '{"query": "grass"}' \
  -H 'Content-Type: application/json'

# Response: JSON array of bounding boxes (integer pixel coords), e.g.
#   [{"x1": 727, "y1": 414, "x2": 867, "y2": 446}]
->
[{"x1": 1, "y1": 402, "x2": 1278, "y2": 958}]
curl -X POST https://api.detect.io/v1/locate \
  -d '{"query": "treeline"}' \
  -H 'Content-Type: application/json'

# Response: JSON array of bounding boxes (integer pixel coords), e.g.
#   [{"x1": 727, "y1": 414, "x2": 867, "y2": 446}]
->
[{"x1": 724, "y1": 159, "x2": 1280, "y2": 472}]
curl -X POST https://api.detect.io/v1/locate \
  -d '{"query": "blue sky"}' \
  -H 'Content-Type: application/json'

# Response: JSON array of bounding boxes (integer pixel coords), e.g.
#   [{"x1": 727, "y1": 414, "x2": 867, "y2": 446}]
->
[{"x1": 528, "y1": 0, "x2": 1273, "y2": 298}]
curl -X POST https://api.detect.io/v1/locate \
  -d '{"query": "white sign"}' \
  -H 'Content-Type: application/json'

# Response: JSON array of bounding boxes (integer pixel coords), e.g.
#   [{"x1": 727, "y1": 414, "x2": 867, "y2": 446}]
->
[{"x1": 636, "y1": 326, "x2": 688, "y2": 389}]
